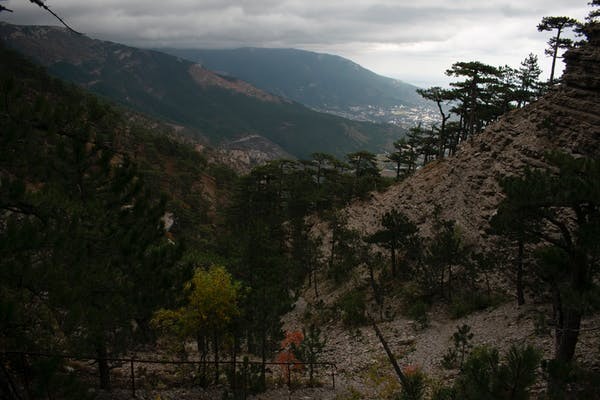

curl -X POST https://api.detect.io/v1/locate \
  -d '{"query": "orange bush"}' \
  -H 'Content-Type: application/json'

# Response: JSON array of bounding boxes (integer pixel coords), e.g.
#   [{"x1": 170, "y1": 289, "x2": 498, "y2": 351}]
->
[{"x1": 276, "y1": 330, "x2": 305, "y2": 380}]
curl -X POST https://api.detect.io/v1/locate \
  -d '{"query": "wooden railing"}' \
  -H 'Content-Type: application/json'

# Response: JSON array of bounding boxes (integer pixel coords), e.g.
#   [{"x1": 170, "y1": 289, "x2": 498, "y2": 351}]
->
[{"x1": 1, "y1": 351, "x2": 337, "y2": 398}]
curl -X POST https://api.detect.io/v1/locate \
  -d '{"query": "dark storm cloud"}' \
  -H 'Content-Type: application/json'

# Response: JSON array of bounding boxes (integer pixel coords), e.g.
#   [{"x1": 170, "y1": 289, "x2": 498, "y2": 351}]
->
[{"x1": 0, "y1": 0, "x2": 589, "y2": 86}]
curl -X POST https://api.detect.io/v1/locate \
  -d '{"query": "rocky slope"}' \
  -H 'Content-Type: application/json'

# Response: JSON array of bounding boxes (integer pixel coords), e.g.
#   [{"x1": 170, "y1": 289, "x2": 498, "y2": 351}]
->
[
  {"x1": 341, "y1": 28, "x2": 600, "y2": 245},
  {"x1": 281, "y1": 26, "x2": 600, "y2": 399}
]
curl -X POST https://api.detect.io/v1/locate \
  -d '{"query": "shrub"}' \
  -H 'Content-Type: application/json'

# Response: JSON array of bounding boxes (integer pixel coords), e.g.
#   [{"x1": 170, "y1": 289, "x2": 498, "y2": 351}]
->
[
  {"x1": 448, "y1": 291, "x2": 501, "y2": 319},
  {"x1": 337, "y1": 289, "x2": 367, "y2": 327},
  {"x1": 441, "y1": 324, "x2": 474, "y2": 369},
  {"x1": 397, "y1": 365, "x2": 427, "y2": 400},
  {"x1": 406, "y1": 300, "x2": 430, "y2": 329},
  {"x1": 446, "y1": 344, "x2": 541, "y2": 400}
]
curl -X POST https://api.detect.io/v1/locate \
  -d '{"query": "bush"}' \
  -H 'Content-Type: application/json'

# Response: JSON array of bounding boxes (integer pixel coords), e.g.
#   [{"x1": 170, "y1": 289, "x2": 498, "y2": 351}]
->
[
  {"x1": 445, "y1": 344, "x2": 541, "y2": 400},
  {"x1": 543, "y1": 359, "x2": 600, "y2": 399},
  {"x1": 441, "y1": 324, "x2": 474, "y2": 369},
  {"x1": 448, "y1": 291, "x2": 502, "y2": 319},
  {"x1": 406, "y1": 300, "x2": 430, "y2": 329},
  {"x1": 397, "y1": 366, "x2": 427, "y2": 400},
  {"x1": 337, "y1": 289, "x2": 367, "y2": 327}
]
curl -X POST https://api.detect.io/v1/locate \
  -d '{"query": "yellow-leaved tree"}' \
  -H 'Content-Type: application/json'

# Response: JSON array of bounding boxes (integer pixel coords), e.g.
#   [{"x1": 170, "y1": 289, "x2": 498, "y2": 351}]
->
[{"x1": 152, "y1": 265, "x2": 241, "y2": 385}]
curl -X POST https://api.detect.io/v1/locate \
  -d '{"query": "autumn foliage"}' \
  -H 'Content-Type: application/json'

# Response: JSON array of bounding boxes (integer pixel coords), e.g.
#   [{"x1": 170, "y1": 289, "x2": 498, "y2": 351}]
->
[{"x1": 276, "y1": 330, "x2": 305, "y2": 380}]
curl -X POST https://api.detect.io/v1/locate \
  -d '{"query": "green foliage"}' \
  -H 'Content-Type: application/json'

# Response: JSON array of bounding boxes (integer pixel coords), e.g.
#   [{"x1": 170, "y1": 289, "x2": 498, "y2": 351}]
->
[
  {"x1": 406, "y1": 301, "x2": 430, "y2": 330},
  {"x1": 441, "y1": 325, "x2": 474, "y2": 369},
  {"x1": 537, "y1": 16, "x2": 581, "y2": 82},
  {"x1": 0, "y1": 45, "x2": 192, "y2": 391},
  {"x1": 492, "y1": 152, "x2": 600, "y2": 363},
  {"x1": 292, "y1": 324, "x2": 327, "y2": 385},
  {"x1": 335, "y1": 386, "x2": 364, "y2": 400},
  {"x1": 337, "y1": 289, "x2": 367, "y2": 327},
  {"x1": 152, "y1": 265, "x2": 241, "y2": 340},
  {"x1": 423, "y1": 217, "x2": 471, "y2": 300},
  {"x1": 346, "y1": 150, "x2": 385, "y2": 198},
  {"x1": 328, "y1": 217, "x2": 365, "y2": 284},
  {"x1": 293, "y1": 324, "x2": 326, "y2": 363},
  {"x1": 388, "y1": 137, "x2": 419, "y2": 180},
  {"x1": 396, "y1": 368, "x2": 427, "y2": 400},
  {"x1": 543, "y1": 359, "x2": 600, "y2": 399},
  {"x1": 366, "y1": 209, "x2": 419, "y2": 278},
  {"x1": 448, "y1": 291, "x2": 503, "y2": 319},
  {"x1": 449, "y1": 345, "x2": 541, "y2": 400}
]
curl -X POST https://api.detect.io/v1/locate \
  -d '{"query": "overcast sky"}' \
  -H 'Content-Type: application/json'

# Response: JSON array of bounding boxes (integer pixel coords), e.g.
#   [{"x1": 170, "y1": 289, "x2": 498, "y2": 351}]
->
[{"x1": 1, "y1": 0, "x2": 590, "y2": 87}]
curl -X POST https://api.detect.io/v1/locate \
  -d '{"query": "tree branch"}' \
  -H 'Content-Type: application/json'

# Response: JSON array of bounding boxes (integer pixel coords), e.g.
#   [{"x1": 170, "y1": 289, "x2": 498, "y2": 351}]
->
[{"x1": 28, "y1": 0, "x2": 81, "y2": 35}]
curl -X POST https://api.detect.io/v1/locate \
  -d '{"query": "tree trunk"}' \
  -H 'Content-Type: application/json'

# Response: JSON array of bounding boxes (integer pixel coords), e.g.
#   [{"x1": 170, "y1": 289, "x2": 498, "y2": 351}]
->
[
  {"x1": 231, "y1": 334, "x2": 237, "y2": 393},
  {"x1": 329, "y1": 227, "x2": 336, "y2": 272},
  {"x1": 260, "y1": 327, "x2": 266, "y2": 390},
  {"x1": 214, "y1": 332, "x2": 219, "y2": 385},
  {"x1": 516, "y1": 239, "x2": 525, "y2": 305},
  {"x1": 549, "y1": 28, "x2": 562, "y2": 84},
  {"x1": 96, "y1": 342, "x2": 110, "y2": 391},
  {"x1": 555, "y1": 309, "x2": 581, "y2": 363},
  {"x1": 448, "y1": 265, "x2": 453, "y2": 301},
  {"x1": 370, "y1": 317, "x2": 409, "y2": 389},
  {"x1": 390, "y1": 245, "x2": 397, "y2": 277},
  {"x1": 197, "y1": 333, "x2": 207, "y2": 387},
  {"x1": 439, "y1": 267, "x2": 445, "y2": 299},
  {"x1": 313, "y1": 267, "x2": 319, "y2": 299}
]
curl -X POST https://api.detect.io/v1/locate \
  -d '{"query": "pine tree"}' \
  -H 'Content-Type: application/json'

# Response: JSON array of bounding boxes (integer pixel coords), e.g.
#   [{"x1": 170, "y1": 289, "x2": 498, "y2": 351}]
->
[
  {"x1": 366, "y1": 209, "x2": 418, "y2": 278},
  {"x1": 515, "y1": 54, "x2": 543, "y2": 107},
  {"x1": 0, "y1": 47, "x2": 183, "y2": 389},
  {"x1": 537, "y1": 16, "x2": 580, "y2": 83},
  {"x1": 416, "y1": 87, "x2": 452, "y2": 157},
  {"x1": 493, "y1": 152, "x2": 600, "y2": 366},
  {"x1": 445, "y1": 61, "x2": 503, "y2": 140}
]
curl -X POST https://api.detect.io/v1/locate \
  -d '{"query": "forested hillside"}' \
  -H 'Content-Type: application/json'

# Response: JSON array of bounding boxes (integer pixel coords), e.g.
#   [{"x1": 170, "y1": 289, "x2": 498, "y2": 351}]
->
[{"x1": 1, "y1": 3, "x2": 599, "y2": 400}]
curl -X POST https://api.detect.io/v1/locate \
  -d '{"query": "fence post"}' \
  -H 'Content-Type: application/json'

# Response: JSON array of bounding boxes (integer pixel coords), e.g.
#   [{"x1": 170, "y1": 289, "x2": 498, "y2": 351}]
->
[
  {"x1": 20, "y1": 353, "x2": 32, "y2": 400},
  {"x1": 242, "y1": 359, "x2": 247, "y2": 400},
  {"x1": 331, "y1": 365, "x2": 335, "y2": 389},
  {"x1": 130, "y1": 358, "x2": 136, "y2": 398},
  {"x1": 287, "y1": 363, "x2": 291, "y2": 388}
]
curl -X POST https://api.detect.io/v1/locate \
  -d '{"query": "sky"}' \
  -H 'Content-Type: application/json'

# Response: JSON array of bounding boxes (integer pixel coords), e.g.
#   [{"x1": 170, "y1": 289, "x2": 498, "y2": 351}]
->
[{"x1": 0, "y1": 0, "x2": 590, "y2": 87}]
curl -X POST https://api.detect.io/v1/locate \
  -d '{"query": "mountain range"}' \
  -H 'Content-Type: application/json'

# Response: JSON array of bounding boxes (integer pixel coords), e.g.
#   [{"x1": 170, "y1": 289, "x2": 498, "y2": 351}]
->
[
  {"x1": 0, "y1": 22, "x2": 404, "y2": 160},
  {"x1": 159, "y1": 47, "x2": 429, "y2": 122}
]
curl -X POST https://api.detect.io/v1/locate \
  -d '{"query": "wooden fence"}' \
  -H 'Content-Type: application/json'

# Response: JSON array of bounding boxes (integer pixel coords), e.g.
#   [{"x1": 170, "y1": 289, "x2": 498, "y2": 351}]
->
[{"x1": 1, "y1": 351, "x2": 337, "y2": 398}]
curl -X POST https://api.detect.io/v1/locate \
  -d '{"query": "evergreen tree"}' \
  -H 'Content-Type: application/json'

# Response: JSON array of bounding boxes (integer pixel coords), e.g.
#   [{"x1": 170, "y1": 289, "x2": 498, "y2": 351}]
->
[
  {"x1": 0, "y1": 63, "x2": 181, "y2": 389},
  {"x1": 493, "y1": 153, "x2": 600, "y2": 366},
  {"x1": 426, "y1": 219, "x2": 469, "y2": 300},
  {"x1": 537, "y1": 16, "x2": 580, "y2": 83},
  {"x1": 366, "y1": 209, "x2": 418, "y2": 278},
  {"x1": 346, "y1": 151, "x2": 380, "y2": 195},
  {"x1": 416, "y1": 87, "x2": 452, "y2": 157},
  {"x1": 445, "y1": 61, "x2": 503, "y2": 140},
  {"x1": 515, "y1": 54, "x2": 543, "y2": 107},
  {"x1": 388, "y1": 138, "x2": 418, "y2": 180}
]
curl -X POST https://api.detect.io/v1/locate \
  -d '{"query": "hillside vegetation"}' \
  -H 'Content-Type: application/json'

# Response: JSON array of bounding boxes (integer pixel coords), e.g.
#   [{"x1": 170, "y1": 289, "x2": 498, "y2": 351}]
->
[
  {"x1": 0, "y1": 22, "x2": 404, "y2": 159},
  {"x1": 1, "y1": 5, "x2": 600, "y2": 400}
]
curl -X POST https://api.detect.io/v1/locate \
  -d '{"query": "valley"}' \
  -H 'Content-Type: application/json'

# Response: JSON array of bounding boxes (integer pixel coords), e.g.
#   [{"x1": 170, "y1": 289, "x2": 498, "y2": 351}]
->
[{"x1": 1, "y1": 2, "x2": 599, "y2": 400}]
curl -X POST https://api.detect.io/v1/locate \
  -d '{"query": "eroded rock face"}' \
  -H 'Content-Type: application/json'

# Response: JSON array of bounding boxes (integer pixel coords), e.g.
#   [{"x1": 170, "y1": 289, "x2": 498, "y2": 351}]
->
[
  {"x1": 342, "y1": 27, "x2": 600, "y2": 246},
  {"x1": 563, "y1": 25, "x2": 600, "y2": 91}
]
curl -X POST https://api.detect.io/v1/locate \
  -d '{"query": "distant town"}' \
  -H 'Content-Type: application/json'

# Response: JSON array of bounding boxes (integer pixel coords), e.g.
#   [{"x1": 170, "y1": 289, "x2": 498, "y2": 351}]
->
[{"x1": 318, "y1": 103, "x2": 441, "y2": 129}]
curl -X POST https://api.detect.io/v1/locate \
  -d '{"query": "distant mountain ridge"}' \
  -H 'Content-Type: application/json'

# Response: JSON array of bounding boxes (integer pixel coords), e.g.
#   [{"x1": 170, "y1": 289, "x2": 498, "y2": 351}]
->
[
  {"x1": 159, "y1": 47, "x2": 428, "y2": 121},
  {"x1": 0, "y1": 23, "x2": 404, "y2": 159}
]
